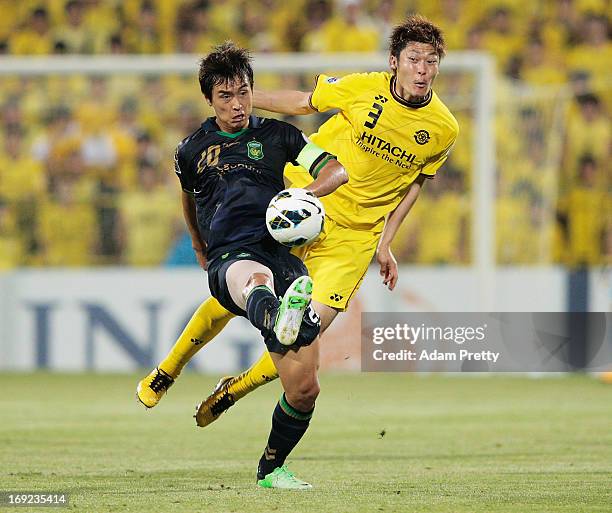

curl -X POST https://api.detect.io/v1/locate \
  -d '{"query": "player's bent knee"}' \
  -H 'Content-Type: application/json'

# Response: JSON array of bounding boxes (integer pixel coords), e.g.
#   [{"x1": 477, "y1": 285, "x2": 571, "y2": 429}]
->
[
  {"x1": 243, "y1": 272, "x2": 273, "y2": 299},
  {"x1": 304, "y1": 381, "x2": 320, "y2": 404},
  {"x1": 286, "y1": 379, "x2": 319, "y2": 411},
  {"x1": 246, "y1": 272, "x2": 273, "y2": 288}
]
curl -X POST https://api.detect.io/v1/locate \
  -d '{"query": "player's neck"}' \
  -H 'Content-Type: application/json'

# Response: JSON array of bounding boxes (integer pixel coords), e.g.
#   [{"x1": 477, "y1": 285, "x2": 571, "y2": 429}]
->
[{"x1": 391, "y1": 76, "x2": 432, "y2": 107}]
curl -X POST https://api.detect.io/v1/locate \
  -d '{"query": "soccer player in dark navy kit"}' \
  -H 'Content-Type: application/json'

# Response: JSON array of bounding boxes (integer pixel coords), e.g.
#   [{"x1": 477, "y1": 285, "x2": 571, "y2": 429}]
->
[{"x1": 171, "y1": 42, "x2": 347, "y2": 489}]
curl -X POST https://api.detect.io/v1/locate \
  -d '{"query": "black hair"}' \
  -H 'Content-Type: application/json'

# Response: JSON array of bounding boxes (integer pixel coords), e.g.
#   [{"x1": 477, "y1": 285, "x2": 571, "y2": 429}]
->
[
  {"x1": 576, "y1": 93, "x2": 600, "y2": 107},
  {"x1": 198, "y1": 41, "x2": 254, "y2": 101},
  {"x1": 578, "y1": 153, "x2": 596, "y2": 168},
  {"x1": 32, "y1": 7, "x2": 48, "y2": 18},
  {"x1": 65, "y1": 0, "x2": 81, "y2": 12}
]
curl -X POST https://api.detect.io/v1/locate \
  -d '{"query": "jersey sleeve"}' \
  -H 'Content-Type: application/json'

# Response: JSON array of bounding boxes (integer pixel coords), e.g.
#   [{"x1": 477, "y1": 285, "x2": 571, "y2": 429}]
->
[
  {"x1": 279, "y1": 120, "x2": 308, "y2": 161},
  {"x1": 174, "y1": 142, "x2": 195, "y2": 193},
  {"x1": 421, "y1": 127, "x2": 459, "y2": 179},
  {"x1": 309, "y1": 73, "x2": 367, "y2": 112}
]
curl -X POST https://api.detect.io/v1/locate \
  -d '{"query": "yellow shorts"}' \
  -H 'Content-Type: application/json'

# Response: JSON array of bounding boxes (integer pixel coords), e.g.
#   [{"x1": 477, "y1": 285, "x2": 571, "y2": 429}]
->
[{"x1": 292, "y1": 217, "x2": 379, "y2": 311}]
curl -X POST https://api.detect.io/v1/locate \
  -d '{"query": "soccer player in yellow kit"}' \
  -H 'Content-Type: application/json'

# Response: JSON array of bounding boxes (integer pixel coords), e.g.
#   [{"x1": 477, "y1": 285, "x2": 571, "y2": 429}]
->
[{"x1": 137, "y1": 15, "x2": 459, "y2": 424}]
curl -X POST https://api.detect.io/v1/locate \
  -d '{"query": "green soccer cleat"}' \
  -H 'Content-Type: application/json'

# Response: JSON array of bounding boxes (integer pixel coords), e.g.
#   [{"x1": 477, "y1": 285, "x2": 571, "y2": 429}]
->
[
  {"x1": 274, "y1": 276, "x2": 313, "y2": 346},
  {"x1": 136, "y1": 367, "x2": 174, "y2": 408},
  {"x1": 257, "y1": 465, "x2": 312, "y2": 490}
]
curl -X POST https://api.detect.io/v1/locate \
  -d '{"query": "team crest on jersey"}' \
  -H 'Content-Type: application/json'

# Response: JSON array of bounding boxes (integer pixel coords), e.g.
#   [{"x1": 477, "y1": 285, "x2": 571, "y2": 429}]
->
[
  {"x1": 414, "y1": 130, "x2": 430, "y2": 145},
  {"x1": 326, "y1": 77, "x2": 339, "y2": 83},
  {"x1": 247, "y1": 140, "x2": 264, "y2": 160}
]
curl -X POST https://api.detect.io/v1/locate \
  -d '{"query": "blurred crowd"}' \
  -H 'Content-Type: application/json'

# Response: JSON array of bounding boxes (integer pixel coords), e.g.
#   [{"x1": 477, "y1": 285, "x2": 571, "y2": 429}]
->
[{"x1": 0, "y1": 0, "x2": 610, "y2": 268}]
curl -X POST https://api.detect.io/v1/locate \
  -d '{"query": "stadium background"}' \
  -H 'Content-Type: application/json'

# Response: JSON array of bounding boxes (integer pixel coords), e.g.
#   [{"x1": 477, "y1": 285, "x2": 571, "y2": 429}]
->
[{"x1": 0, "y1": 0, "x2": 610, "y2": 372}]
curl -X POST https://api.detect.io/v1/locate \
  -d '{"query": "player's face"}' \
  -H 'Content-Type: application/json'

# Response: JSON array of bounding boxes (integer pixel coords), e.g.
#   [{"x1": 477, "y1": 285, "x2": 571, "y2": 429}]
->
[
  {"x1": 390, "y1": 42, "x2": 439, "y2": 102},
  {"x1": 209, "y1": 77, "x2": 253, "y2": 133}
]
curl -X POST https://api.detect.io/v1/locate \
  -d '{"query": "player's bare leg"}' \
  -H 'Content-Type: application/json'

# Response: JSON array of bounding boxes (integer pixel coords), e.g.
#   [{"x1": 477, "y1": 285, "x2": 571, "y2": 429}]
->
[
  {"x1": 270, "y1": 336, "x2": 320, "y2": 411},
  {"x1": 195, "y1": 260, "x2": 316, "y2": 425},
  {"x1": 195, "y1": 300, "x2": 337, "y2": 426},
  {"x1": 189, "y1": 257, "x2": 319, "y2": 488},
  {"x1": 225, "y1": 260, "x2": 313, "y2": 349},
  {"x1": 225, "y1": 260, "x2": 275, "y2": 307},
  {"x1": 256, "y1": 329, "x2": 320, "y2": 489}
]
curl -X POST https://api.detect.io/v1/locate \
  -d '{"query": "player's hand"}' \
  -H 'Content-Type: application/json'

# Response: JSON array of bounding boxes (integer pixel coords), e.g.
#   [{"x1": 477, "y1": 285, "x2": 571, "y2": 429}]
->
[
  {"x1": 376, "y1": 245, "x2": 398, "y2": 291},
  {"x1": 194, "y1": 248, "x2": 208, "y2": 270}
]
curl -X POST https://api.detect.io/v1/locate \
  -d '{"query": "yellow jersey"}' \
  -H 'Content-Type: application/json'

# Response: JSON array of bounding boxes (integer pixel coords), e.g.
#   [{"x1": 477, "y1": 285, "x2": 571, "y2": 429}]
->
[
  {"x1": 285, "y1": 72, "x2": 459, "y2": 232},
  {"x1": 119, "y1": 188, "x2": 178, "y2": 266},
  {"x1": 565, "y1": 187, "x2": 609, "y2": 266},
  {"x1": 38, "y1": 199, "x2": 97, "y2": 266}
]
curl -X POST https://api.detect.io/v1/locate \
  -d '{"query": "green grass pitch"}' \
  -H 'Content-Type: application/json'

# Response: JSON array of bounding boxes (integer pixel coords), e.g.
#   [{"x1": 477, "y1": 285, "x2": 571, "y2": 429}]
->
[{"x1": 0, "y1": 373, "x2": 610, "y2": 512}]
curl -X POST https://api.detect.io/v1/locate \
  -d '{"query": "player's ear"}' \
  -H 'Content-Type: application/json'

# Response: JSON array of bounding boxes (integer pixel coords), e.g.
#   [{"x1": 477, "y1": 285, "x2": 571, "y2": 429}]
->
[{"x1": 389, "y1": 55, "x2": 397, "y2": 74}]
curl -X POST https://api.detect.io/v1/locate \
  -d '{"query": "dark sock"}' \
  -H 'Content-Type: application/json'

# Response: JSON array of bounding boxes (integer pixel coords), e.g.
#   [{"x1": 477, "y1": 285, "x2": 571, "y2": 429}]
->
[
  {"x1": 245, "y1": 285, "x2": 278, "y2": 333},
  {"x1": 257, "y1": 393, "x2": 313, "y2": 480}
]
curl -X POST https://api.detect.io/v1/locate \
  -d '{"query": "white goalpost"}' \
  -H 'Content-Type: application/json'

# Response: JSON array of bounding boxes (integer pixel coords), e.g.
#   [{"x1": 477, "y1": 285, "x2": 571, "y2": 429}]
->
[{"x1": 0, "y1": 52, "x2": 496, "y2": 309}]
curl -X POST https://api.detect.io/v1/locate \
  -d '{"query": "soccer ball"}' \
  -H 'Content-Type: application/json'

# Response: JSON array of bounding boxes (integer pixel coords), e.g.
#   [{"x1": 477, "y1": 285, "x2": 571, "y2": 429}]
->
[{"x1": 266, "y1": 188, "x2": 325, "y2": 247}]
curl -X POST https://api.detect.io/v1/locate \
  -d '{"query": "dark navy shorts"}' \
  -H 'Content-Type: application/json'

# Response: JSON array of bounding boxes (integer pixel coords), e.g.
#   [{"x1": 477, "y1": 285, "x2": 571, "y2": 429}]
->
[{"x1": 207, "y1": 238, "x2": 320, "y2": 354}]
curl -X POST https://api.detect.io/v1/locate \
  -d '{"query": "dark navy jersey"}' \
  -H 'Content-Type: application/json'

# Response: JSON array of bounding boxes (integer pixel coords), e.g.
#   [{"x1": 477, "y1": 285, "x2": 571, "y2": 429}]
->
[{"x1": 174, "y1": 115, "x2": 326, "y2": 262}]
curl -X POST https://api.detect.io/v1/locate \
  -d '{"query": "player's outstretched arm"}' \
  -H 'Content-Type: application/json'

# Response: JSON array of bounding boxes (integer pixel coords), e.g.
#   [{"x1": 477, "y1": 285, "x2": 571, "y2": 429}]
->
[
  {"x1": 305, "y1": 159, "x2": 348, "y2": 198},
  {"x1": 376, "y1": 174, "x2": 427, "y2": 290},
  {"x1": 254, "y1": 89, "x2": 316, "y2": 115},
  {"x1": 181, "y1": 190, "x2": 207, "y2": 270}
]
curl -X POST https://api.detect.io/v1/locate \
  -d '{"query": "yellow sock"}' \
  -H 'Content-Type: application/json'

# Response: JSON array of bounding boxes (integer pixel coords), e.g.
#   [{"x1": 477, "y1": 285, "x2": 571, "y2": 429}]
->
[
  {"x1": 159, "y1": 297, "x2": 234, "y2": 379},
  {"x1": 227, "y1": 350, "x2": 279, "y2": 400}
]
